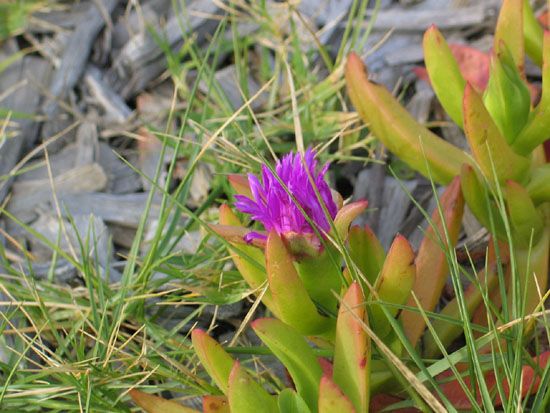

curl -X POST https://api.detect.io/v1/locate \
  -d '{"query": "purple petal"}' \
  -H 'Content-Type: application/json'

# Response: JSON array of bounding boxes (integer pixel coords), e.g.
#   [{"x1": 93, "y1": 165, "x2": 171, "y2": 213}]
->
[{"x1": 234, "y1": 148, "x2": 338, "y2": 241}]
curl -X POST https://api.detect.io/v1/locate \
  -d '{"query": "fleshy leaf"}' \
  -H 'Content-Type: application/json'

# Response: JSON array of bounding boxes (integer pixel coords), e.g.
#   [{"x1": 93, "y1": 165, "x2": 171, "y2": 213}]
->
[
  {"x1": 513, "y1": 227, "x2": 550, "y2": 317},
  {"x1": 514, "y1": 31, "x2": 550, "y2": 155},
  {"x1": 228, "y1": 174, "x2": 252, "y2": 197},
  {"x1": 191, "y1": 329, "x2": 234, "y2": 394},
  {"x1": 463, "y1": 83, "x2": 530, "y2": 185},
  {"x1": 523, "y1": 0, "x2": 544, "y2": 66},
  {"x1": 494, "y1": 0, "x2": 524, "y2": 73},
  {"x1": 505, "y1": 180, "x2": 544, "y2": 247},
  {"x1": 348, "y1": 225, "x2": 386, "y2": 286},
  {"x1": 415, "y1": 44, "x2": 490, "y2": 93},
  {"x1": 333, "y1": 282, "x2": 370, "y2": 412},
  {"x1": 526, "y1": 163, "x2": 550, "y2": 204},
  {"x1": 227, "y1": 362, "x2": 278, "y2": 413},
  {"x1": 252, "y1": 318, "x2": 323, "y2": 412},
  {"x1": 400, "y1": 177, "x2": 464, "y2": 346},
  {"x1": 129, "y1": 390, "x2": 200, "y2": 413},
  {"x1": 448, "y1": 44, "x2": 491, "y2": 91},
  {"x1": 370, "y1": 235, "x2": 415, "y2": 339},
  {"x1": 266, "y1": 231, "x2": 334, "y2": 335},
  {"x1": 460, "y1": 164, "x2": 506, "y2": 239},
  {"x1": 333, "y1": 200, "x2": 369, "y2": 240},
  {"x1": 345, "y1": 52, "x2": 471, "y2": 184},
  {"x1": 483, "y1": 47, "x2": 531, "y2": 143},
  {"x1": 423, "y1": 25, "x2": 467, "y2": 127},
  {"x1": 369, "y1": 359, "x2": 400, "y2": 396},
  {"x1": 295, "y1": 247, "x2": 344, "y2": 314},
  {"x1": 218, "y1": 205, "x2": 278, "y2": 315},
  {"x1": 278, "y1": 389, "x2": 312, "y2": 413},
  {"x1": 423, "y1": 237, "x2": 501, "y2": 358},
  {"x1": 318, "y1": 376, "x2": 357, "y2": 413}
]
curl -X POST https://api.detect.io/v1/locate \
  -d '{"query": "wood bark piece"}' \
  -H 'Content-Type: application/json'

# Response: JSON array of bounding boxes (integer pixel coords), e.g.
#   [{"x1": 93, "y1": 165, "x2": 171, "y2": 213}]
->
[
  {"x1": 41, "y1": 0, "x2": 119, "y2": 141},
  {"x1": 28, "y1": 2, "x2": 92, "y2": 33},
  {"x1": 0, "y1": 43, "x2": 52, "y2": 204},
  {"x1": 43, "y1": 0, "x2": 119, "y2": 113},
  {"x1": 15, "y1": 136, "x2": 141, "y2": 195},
  {"x1": 56, "y1": 192, "x2": 160, "y2": 228},
  {"x1": 198, "y1": 64, "x2": 267, "y2": 110},
  {"x1": 362, "y1": 2, "x2": 497, "y2": 32},
  {"x1": 354, "y1": 168, "x2": 418, "y2": 249},
  {"x1": 111, "y1": 0, "x2": 172, "y2": 49},
  {"x1": 109, "y1": 0, "x2": 220, "y2": 97},
  {"x1": 7, "y1": 163, "x2": 108, "y2": 223},
  {"x1": 84, "y1": 66, "x2": 132, "y2": 123},
  {"x1": 96, "y1": 144, "x2": 142, "y2": 194},
  {"x1": 405, "y1": 82, "x2": 434, "y2": 124},
  {"x1": 74, "y1": 122, "x2": 99, "y2": 167},
  {"x1": 378, "y1": 178, "x2": 417, "y2": 249},
  {"x1": 30, "y1": 213, "x2": 113, "y2": 269}
]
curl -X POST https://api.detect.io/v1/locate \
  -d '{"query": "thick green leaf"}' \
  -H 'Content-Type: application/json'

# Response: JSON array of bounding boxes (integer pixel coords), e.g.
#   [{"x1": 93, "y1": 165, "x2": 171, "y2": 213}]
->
[
  {"x1": 494, "y1": 0, "x2": 524, "y2": 72},
  {"x1": 514, "y1": 31, "x2": 550, "y2": 155},
  {"x1": 505, "y1": 180, "x2": 544, "y2": 247},
  {"x1": 333, "y1": 200, "x2": 369, "y2": 240},
  {"x1": 483, "y1": 47, "x2": 531, "y2": 143},
  {"x1": 370, "y1": 235, "x2": 415, "y2": 339},
  {"x1": 345, "y1": 52, "x2": 471, "y2": 184},
  {"x1": 333, "y1": 282, "x2": 369, "y2": 412},
  {"x1": 423, "y1": 238, "x2": 500, "y2": 358},
  {"x1": 217, "y1": 205, "x2": 278, "y2": 315},
  {"x1": 191, "y1": 329, "x2": 234, "y2": 394},
  {"x1": 227, "y1": 362, "x2": 278, "y2": 413},
  {"x1": 228, "y1": 174, "x2": 253, "y2": 197},
  {"x1": 423, "y1": 25, "x2": 466, "y2": 127},
  {"x1": 278, "y1": 389, "x2": 312, "y2": 413},
  {"x1": 348, "y1": 225, "x2": 385, "y2": 286},
  {"x1": 252, "y1": 318, "x2": 323, "y2": 412},
  {"x1": 463, "y1": 83, "x2": 530, "y2": 184},
  {"x1": 318, "y1": 376, "x2": 357, "y2": 413},
  {"x1": 400, "y1": 177, "x2": 464, "y2": 346},
  {"x1": 369, "y1": 359, "x2": 399, "y2": 395},
  {"x1": 295, "y1": 247, "x2": 344, "y2": 314},
  {"x1": 526, "y1": 163, "x2": 550, "y2": 204},
  {"x1": 129, "y1": 390, "x2": 200, "y2": 413},
  {"x1": 460, "y1": 164, "x2": 506, "y2": 239},
  {"x1": 266, "y1": 231, "x2": 334, "y2": 335},
  {"x1": 523, "y1": 0, "x2": 543, "y2": 66},
  {"x1": 513, "y1": 227, "x2": 550, "y2": 323}
]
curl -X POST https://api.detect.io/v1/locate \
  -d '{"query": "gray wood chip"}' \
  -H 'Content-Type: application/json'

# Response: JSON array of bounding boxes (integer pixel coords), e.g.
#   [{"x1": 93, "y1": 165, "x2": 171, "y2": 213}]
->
[
  {"x1": 361, "y1": 3, "x2": 497, "y2": 32},
  {"x1": 7, "y1": 163, "x2": 108, "y2": 223},
  {"x1": 30, "y1": 213, "x2": 113, "y2": 268},
  {"x1": 44, "y1": 0, "x2": 119, "y2": 113},
  {"x1": 57, "y1": 192, "x2": 160, "y2": 228},
  {"x1": 109, "y1": 0, "x2": 220, "y2": 97},
  {"x1": 0, "y1": 46, "x2": 52, "y2": 203},
  {"x1": 199, "y1": 65, "x2": 267, "y2": 111},
  {"x1": 84, "y1": 66, "x2": 133, "y2": 123}
]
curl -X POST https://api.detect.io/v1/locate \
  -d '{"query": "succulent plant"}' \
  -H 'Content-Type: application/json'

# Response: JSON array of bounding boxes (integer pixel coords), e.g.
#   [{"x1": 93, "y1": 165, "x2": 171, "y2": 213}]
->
[
  {"x1": 148, "y1": 149, "x2": 461, "y2": 408},
  {"x1": 130, "y1": 142, "x2": 547, "y2": 412},
  {"x1": 345, "y1": 0, "x2": 550, "y2": 325},
  {"x1": 129, "y1": 2, "x2": 550, "y2": 411}
]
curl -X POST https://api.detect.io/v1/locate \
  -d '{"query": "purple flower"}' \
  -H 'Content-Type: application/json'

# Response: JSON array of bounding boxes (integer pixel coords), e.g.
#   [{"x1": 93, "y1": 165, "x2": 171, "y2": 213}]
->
[{"x1": 234, "y1": 149, "x2": 338, "y2": 245}]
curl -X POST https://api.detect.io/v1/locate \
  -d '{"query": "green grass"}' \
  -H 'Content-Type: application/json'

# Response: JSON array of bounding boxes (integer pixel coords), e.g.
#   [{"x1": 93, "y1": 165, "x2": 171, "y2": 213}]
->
[{"x1": 0, "y1": 0, "x2": 549, "y2": 412}]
